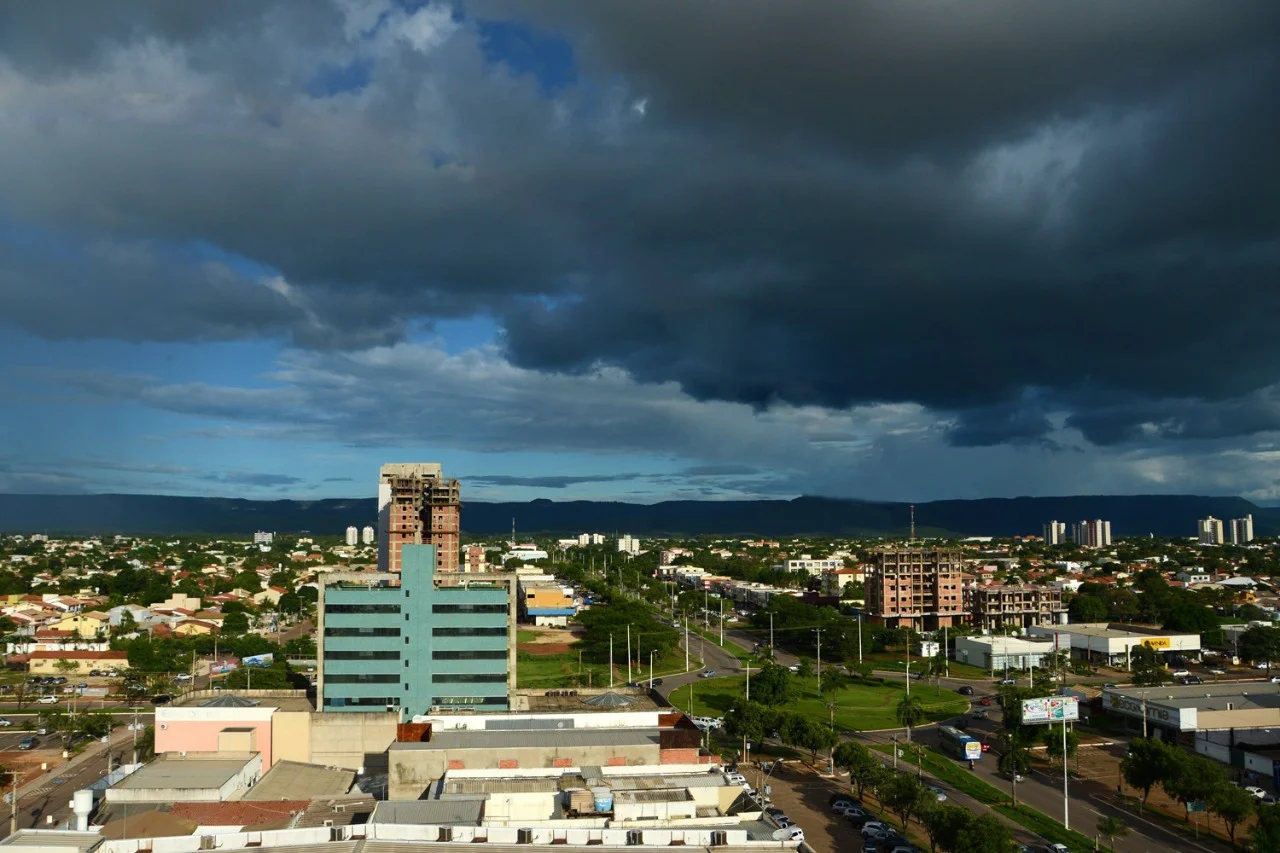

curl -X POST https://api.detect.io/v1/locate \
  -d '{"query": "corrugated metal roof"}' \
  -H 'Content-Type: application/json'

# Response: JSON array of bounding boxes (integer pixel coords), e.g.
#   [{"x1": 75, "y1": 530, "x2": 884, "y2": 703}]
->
[{"x1": 371, "y1": 800, "x2": 484, "y2": 826}]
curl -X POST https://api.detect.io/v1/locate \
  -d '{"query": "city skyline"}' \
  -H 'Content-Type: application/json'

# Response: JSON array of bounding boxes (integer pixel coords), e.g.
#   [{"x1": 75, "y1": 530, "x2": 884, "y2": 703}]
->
[{"x1": 2, "y1": 3, "x2": 1279, "y2": 504}]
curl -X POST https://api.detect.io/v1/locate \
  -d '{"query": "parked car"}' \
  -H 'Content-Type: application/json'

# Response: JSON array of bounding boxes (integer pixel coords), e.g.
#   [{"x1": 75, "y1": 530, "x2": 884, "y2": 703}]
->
[
  {"x1": 1245, "y1": 786, "x2": 1267, "y2": 799},
  {"x1": 1172, "y1": 669, "x2": 1191, "y2": 678},
  {"x1": 1209, "y1": 668, "x2": 1227, "y2": 675},
  {"x1": 0, "y1": 718, "x2": 10, "y2": 726},
  {"x1": 174, "y1": 673, "x2": 193, "y2": 682},
  {"x1": 1042, "y1": 844, "x2": 1070, "y2": 853},
  {"x1": 925, "y1": 785, "x2": 946, "y2": 801},
  {"x1": 773, "y1": 827, "x2": 804, "y2": 843},
  {"x1": 150, "y1": 694, "x2": 172, "y2": 705},
  {"x1": 971, "y1": 709, "x2": 987, "y2": 719},
  {"x1": 861, "y1": 822, "x2": 890, "y2": 837},
  {"x1": 725, "y1": 773, "x2": 748, "y2": 785},
  {"x1": 956, "y1": 685, "x2": 974, "y2": 696},
  {"x1": 830, "y1": 799, "x2": 858, "y2": 812},
  {"x1": 36, "y1": 696, "x2": 58, "y2": 705},
  {"x1": 862, "y1": 839, "x2": 880, "y2": 853},
  {"x1": 18, "y1": 737, "x2": 36, "y2": 750}
]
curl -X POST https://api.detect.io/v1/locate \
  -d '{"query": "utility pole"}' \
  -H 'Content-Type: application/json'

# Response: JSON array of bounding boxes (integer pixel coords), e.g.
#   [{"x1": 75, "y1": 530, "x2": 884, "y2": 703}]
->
[
  {"x1": 649, "y1": 651, "x2": 655, "y2": 689},
  {"x1": 769, "y1": 612, "x2": 774, "y2": 655},
  {"x1": 719, "y1": 598, "x2": 724, "y2": 646},
  {"x1": 814, "y1": 628, "x2": 823, "y2": 694},
  {"x1": 905, "y1": 635, "x2": 911, "y2": 698},
  {"x1": 7, "y1": 770, "x2": 18, "y2": 836},
  {"x1": 704, "y1": 589, "x2": 709, "y2": 629},
  {"x1": 610, "y1": 634, "x2": 614, "y2": 687},
  {"x1": 745, "y1": 663, "x2": 752, "y2": 701},
  {"x1": 627, "y1": 625, "x2": 632, "y2": 685},
  {"x1": 943, "y1": 624, "x2": 949, "y2": 677},
  {"x1": 1063, "y1": 715, "x2": 1070, "y2": 831},
  {"x1": 684, "y1": 617, "x2": 690, "y2": 672},
  {"x1": 857, "y1": 612, "x2": 863, "y2": 664}
]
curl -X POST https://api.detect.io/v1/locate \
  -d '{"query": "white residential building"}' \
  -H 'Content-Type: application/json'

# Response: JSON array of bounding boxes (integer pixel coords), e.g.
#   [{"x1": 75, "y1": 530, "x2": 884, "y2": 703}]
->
[
  {"x1": 1198, "y1": 517, "x2": 1224, "y2": 546},
  {"x1": 361, "y1": 525, "x2": 375, "y2": 545},
  {"x1": 345, "y1": 526, "x2": 359, "y2": 547},
  {"x1": 782, "y1": 555, "x2": 843, "y2": 575},
  {"x1": 617, "y1": 534, "x2": 641, "y2": 556},
  {"x1": 1043, "y1": 521, "x2": 1066, "y2": 545},
  {"x1": 1231, "y1": 515, "x2": 1255, "y2": 545},
  {"x1": 1072, "y1": 519, "x2": 1112, "y2": 548},
  {"x1": 253, "y1": 531, "x2": 274, "y2": 546}
]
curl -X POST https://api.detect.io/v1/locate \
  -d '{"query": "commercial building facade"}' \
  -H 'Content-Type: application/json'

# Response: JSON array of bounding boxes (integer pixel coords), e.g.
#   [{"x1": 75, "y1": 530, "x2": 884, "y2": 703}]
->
[
  {"x1": 1027, "y1": 623, "x2": 1201, "y2": 668},
  {"x1": 865, "y1": 548, "x2": 964, "y2": 630},
  {"x1": 318, "y1": 544, "x2": 516, "y2": 717},
  {"x1": 377, "y1": 463, "x2": 461, "y2": 573}
]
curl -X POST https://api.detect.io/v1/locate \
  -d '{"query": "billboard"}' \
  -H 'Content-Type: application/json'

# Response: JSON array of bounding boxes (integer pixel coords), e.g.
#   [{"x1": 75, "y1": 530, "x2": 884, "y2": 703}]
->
[
  {"x1": 1142, "y1": 637, "x2": 1171, "y2": 649},
  {"x1": 242, "y1": 653, "x2": 274, "y2": 668},
  {"x1": 1021, "y1": 696, "x2": 1080, "y2": 724}
]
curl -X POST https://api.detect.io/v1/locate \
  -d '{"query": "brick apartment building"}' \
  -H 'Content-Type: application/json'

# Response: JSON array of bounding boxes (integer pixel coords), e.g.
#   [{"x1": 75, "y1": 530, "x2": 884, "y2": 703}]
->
[
  {"x1": 865, "y1": 548, "x2": 964, "y2": 630},
  {"x1": 377, "y1": 463, "x2": 462, "y2": 573},
  {"x1": 970, "y1": 584, "x2": 1068, "y2": 631}
]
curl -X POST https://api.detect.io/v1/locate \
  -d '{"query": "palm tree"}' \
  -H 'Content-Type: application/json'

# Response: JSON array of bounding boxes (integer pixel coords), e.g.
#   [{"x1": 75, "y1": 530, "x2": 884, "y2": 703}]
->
[
  {"x1": 1096, "y1": 814, "x2": 1130, "y2": 851},
  {"x1": 998, "y1": 732, "x2": 1033, "y2": 806},
  {"x1": 896, "y1": 694, "x2": 926, "y2": 742}
]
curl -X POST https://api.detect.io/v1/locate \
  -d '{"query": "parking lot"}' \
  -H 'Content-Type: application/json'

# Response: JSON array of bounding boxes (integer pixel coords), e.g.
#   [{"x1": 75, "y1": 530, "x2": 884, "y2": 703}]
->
[{"x1": 750, "y1": 760, "x2": 923, "y2": 852}]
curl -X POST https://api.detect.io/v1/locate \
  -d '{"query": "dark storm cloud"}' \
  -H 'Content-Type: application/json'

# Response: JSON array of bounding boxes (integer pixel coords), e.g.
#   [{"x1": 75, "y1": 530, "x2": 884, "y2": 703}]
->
[
  {"x1": 465, "y1": 473, "x2": 646, "y2": 489},
  {"x1": 680, "y1": 465, "x2": 759, "y2": 477},
  {"x1": 0, "y1": 0, "x2": 1278, "y2": 450}
]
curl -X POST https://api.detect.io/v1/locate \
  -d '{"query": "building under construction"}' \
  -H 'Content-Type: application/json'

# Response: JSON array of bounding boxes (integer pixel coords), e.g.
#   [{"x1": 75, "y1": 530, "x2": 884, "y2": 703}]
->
[
  {"x1": 865, "y1": 548, "x2": 965, "y2": 630},
  {"x1": 377, "y1": 463, "x2": 461, "y2": 573}
]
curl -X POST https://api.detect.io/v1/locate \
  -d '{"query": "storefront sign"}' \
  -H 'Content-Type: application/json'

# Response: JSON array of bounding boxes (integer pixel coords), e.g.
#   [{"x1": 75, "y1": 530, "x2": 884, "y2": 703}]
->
[{"x1": 1142, "y1": 637, "x2": 1171, "y2": 649}]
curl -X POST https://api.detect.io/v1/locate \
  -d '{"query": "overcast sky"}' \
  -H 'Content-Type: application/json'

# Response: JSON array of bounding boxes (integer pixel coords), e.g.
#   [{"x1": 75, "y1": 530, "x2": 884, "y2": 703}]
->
[{"x1": 2, "y1": 1, "x2": 1279, "y2": 504}]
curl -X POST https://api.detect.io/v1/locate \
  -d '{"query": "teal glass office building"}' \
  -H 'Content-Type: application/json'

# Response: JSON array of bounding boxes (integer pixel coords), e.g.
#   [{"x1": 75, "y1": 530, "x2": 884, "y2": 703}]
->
[{"x1": 318, "y1": 544, "x2": 515, "y2": 717}]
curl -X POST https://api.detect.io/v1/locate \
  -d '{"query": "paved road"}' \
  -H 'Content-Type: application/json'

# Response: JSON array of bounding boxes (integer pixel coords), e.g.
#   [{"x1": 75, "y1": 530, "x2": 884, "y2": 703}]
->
[
  {"x1": 659, "y1": 632, "x2": 745, "y2": 702},
  {"x1": 870, "y1": 700, "x2": 1230, "y2": 853},
  {"x1": 3, "y1": 726, "x2": 142, "y2": 831}
]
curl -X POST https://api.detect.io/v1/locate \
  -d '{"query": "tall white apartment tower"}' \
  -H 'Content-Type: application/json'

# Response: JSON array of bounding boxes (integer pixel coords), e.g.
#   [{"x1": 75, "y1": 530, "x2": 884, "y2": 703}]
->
[
  {"x1": 1043, "y1": 521, "x2": 1066, "y2": 545},
  {"x1": 361, "y1": 525, "x2": 375, "y2": 545},
  {"x1": 345, "y1": 526, "x2": 359, "y2": 547},
  {"x1": 1198, "y1": 517, "x2": 1224, "y2": 545},
  {"x1": 1071, "y1": 519, "x2": 1112, "y2": 548},
  {"x1": 1230, "y1": 515, "x2": 1255, "y2": 545}
]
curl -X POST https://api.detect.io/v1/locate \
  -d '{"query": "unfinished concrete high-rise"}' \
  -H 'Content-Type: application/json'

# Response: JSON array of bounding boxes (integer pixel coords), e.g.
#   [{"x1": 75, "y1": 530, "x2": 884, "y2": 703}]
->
[
  {"x1": 377, "y1": 463, "x2": 461, "y2": 574},
  {"x1": 865, "y1": 548, "x2": 965, "y2": 630}
]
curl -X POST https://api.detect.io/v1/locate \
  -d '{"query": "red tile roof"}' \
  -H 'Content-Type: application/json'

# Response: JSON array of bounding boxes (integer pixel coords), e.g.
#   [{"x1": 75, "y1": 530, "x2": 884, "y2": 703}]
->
[{"x1": 29, "y1": 650, "x2": 127, "y2": 660}]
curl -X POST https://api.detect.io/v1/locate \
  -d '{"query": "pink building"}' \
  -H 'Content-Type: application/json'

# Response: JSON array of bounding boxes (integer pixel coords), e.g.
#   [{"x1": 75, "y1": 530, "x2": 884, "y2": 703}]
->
[{"x1": 154, "y1": 695, "x2": 282, "y2": 768}]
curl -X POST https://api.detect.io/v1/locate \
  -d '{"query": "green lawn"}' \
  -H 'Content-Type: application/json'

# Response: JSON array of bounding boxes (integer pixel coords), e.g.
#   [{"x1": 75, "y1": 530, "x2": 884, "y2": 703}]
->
[
  {"x1": 517, "y1": 648, "x2": 689, "y2": 689},
  {"x1": 668, "y1": 673, "x2": 966, "y2": 731},
  {"x1": 516, "y1": 630, "x2": 539, "y2": 644},
  {"x1": 861, "y1": 651, "x2": 990, "y2": 680},
  {"x1": 689, "y1": 626, "x2": 756, "y2": 663}
]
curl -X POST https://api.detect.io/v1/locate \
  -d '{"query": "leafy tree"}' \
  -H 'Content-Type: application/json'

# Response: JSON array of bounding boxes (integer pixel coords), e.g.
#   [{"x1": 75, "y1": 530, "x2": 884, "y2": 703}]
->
[
  {"x1": 920, "y1": 802, "x2": 972, "y2": 853},
  {"x1": 877, "y1": 772, "x2": 928, "y2": 828},
  {"x1": 1161, "y1": 751, "x2": 1226, "y2": 822},
  {"x1": 896, "y1": 694, "x2": 926, "y2": 741},
  {"x1": 953, "y1": 813, "x2": 1015, "y2": 853},
  {"x1": 1042, "y1": 724, "x2": 1079, "y2": 766},
  {"x1": 751, "y1": 663, "x2": 796, "y2": 707},
  {"x1": 276, "y1": 591, "x2": 302, "y2": 614},
  {"x1": 1129, "y1": 644, "x2": 1169, "y2": 687},
  {"x1": 833, "y1": 741, "x2": 884, "y2": 800},
  {"x1": 221, "y1": 611, "x2": 250, "y2": 634},
  {"x1": 223, "y1": 659, "x2": 305, "y2": 689},
  {"x1": 1239, "y1": 626, "x2": 1280, "y2": 675},
  {"x1": 1068, "y1": 593, "x2": 1109, "y2": 623},
  {"x1": 1162, "y1": 601, "x2": 1220, "y2": 633},
  {"x1": 1209, "y1": 781, "x2": 1257, "y2": 844},
  {"x1": 779, "y1": 714, "x2": 837, "y2": 764},
  {"x1": 1252, "y1": 804, "x2": 1280, "y2": 853},
  {"x1": 1122, "y1": 738, "x2": 1177, "y2": 811},
  {"x1": 231, "y1": 570, "x2": 263, "y2": 592},
  {"x1": 724, "y1": 701, "x2": 770, "y2": 749},
  {"x1": 1095, "y1": 814, "x2": 1130, "y2": 852},
  {"x1": 796, "y1": 658, "x2": 815, "y2": 679}
]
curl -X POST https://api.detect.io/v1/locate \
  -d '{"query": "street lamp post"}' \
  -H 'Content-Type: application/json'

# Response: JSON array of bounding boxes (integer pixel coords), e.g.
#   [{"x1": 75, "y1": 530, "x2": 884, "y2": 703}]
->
[{"x1": 648, "y1": 650, "x2": 655, "y2": 689}]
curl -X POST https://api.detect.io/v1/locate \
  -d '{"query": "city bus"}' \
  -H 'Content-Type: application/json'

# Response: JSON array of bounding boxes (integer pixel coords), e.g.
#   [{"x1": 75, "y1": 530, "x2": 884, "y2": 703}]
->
[{"x1": 937, "y1": 725, "x2": 982, "y2": 762}]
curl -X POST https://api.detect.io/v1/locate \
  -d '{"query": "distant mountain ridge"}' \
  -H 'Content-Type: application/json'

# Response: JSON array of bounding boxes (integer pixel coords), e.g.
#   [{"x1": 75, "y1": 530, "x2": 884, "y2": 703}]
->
[{"x1": 0, "y1": 492, "x2": 1273, "y2": 538}]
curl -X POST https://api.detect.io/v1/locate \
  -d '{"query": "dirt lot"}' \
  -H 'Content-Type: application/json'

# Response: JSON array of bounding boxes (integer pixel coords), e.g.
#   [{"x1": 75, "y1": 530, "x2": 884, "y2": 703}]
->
[{"x1": 516, "y1": 625, "x2": 584, "y2": 656}]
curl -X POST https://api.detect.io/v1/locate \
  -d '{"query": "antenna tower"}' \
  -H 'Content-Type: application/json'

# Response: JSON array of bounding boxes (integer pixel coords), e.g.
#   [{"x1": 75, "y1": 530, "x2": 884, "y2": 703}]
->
[{"x1": 909, "y1": 505, "x2": 915, "y2": 541}]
